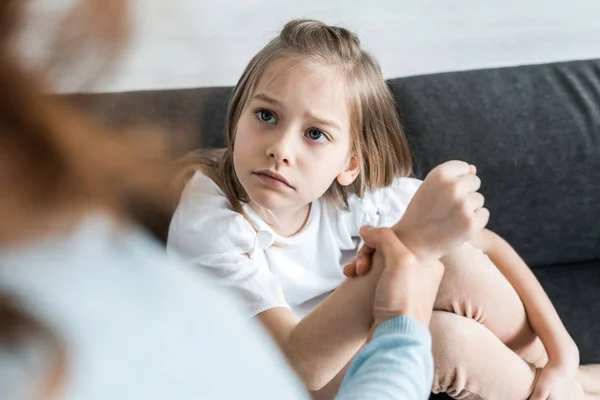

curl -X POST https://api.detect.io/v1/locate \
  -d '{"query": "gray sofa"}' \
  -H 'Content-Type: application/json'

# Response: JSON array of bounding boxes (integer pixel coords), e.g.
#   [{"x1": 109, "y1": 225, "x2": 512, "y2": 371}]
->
[{"x1": 69, "y1": 59, "x2": 600, "y2": 397}]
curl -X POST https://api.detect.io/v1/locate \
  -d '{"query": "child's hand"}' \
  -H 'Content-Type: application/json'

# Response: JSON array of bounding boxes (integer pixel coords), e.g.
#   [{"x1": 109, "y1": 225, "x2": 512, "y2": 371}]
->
[
  {"x1": 530, "y1": 360, "x2": 579, "y2": 400},
  {"x1": 393, "y1": 160, "x2": 489, "y2": 262},
  {"x1": 344, "y1": 160, "x2": 488, "y2": 277}
]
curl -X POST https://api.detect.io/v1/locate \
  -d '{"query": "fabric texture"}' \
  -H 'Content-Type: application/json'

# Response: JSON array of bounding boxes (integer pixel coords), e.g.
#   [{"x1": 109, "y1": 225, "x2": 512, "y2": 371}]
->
[
  {"x1": 339, "y1": 316, "x2": 434, "y2": 400},
  {"x1": 0, "y1": 215, "x2": 308, "y2": 400},
  {"x1": 389, "y1": 60, "x2": 600, "y2": 268},
  {"x1": 0, "y1": 214, "x2": 438, "y2": 400},
  {"x1": 167, "y1": 170, "x2": 421, "y2": 318}
]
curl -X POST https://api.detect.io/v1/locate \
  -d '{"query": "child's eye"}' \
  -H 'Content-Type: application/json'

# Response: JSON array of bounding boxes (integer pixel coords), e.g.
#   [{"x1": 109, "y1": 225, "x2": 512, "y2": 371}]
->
[
  {"x1": 305, "y1": 128, "x2": 329, "y2": 143},
  {"x1": 255, "y1": 109, "x2": 277, "y2": 124}
]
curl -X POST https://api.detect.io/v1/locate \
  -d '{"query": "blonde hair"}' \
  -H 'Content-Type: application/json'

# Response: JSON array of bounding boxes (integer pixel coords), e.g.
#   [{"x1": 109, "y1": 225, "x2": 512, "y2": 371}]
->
[{"x1": 181, "y1": 19, "x2": 412, "y2": 212}]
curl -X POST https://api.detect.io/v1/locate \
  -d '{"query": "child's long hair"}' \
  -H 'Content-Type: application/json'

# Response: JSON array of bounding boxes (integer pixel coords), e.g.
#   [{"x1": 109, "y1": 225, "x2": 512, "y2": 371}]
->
[{"x1": 181, "y1": 19, "x2": 413, "y2": 213}]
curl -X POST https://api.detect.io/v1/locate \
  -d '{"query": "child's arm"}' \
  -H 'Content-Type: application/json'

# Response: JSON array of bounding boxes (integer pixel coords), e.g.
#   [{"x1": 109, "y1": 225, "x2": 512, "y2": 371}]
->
[
  {"x1": 470, "y1": 229, "x2": 579, "y2": 366},
  {"x1": 392, "y1": 162, "x2": 487, "y2": 263},
  {"x1": 349, "y1": 162, "x2": 487, "y2": 271},
  {"x1": 257, "y1": 259, "x2": 384, "y2": 391},
  {"x1": 261, "y1": 161, "x2": 487, "y2": 392}
]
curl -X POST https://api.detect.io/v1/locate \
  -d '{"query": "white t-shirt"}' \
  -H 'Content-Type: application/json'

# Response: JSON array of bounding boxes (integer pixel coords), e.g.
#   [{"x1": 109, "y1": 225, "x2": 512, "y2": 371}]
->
[{"x1": 168, "y1": 172, "x2": 422, "y2": 318}]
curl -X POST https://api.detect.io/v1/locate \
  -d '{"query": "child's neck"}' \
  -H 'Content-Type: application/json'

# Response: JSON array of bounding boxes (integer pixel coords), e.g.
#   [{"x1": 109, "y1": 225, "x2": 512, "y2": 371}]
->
[{"x1": 250, "y1": 202, "x2": 311, "y2": 237}]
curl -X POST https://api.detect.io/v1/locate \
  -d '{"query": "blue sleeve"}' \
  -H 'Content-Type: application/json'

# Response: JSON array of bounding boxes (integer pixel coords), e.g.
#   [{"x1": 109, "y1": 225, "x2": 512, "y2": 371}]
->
[{"x1": 335, "y1": 316, "x2": 434, "y2": 400}]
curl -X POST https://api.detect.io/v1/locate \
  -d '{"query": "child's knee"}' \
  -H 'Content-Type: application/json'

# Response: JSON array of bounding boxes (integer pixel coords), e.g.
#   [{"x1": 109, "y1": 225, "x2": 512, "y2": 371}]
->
[
  {"x1": 430, "y1": 311, "x2": 485, "y2": 369},
  {"x1": 429, "y1": 312, "x2": 540, "y2": 400},
  {"x1": 440, "y1": 243, "x2": 493, "y2": 276},
  {"x1": 430, "y1": 312, "x2": 496, "y2": 398},
  {"x1": 436, "y1": 243, "x2": 524, "y2": 325}
]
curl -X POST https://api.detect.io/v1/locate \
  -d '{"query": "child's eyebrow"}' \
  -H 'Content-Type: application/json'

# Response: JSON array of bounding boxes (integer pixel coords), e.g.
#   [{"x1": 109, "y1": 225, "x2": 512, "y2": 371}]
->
[
  {"x1": 306, "y1": 112, "x2": 342, "y2": 131},
  {"x1": 253, "y1": 93, "x2": 282, "y2": 106},
  {"x1": 254, "y1": 92, "x2": 342, "y2": 131}
]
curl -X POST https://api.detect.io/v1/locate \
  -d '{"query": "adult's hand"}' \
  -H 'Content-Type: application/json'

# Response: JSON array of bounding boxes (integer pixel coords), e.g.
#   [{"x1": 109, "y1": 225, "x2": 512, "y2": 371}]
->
[{"x1": 360, "y1": 226, "x2": 444, "y2": 328}]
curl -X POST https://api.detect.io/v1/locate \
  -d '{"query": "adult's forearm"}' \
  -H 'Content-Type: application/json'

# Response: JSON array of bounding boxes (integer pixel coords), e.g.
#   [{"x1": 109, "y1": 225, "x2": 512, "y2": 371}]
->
[
  {"x1": 336, "y1": 317, "x2": 434, "y2": 400},
  {"x1": 286, "y1": 259, "x2": 384, "y2": 390}
]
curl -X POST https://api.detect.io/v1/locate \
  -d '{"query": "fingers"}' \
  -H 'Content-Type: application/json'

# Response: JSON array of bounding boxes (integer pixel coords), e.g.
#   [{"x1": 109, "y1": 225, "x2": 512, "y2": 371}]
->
[
  {"x1": 359, "y1": 226, "x2": 414, "y2": 262},
  {"x1": 432, "y1": 160, "x2": 481, "y2": 181},
  {"x1": 466, "y1": 192, "x2": 485, "y2": 212},
  {"x1": 356, "y1": 245, "x2": 375, "y2": 274},
  {"x1": 435, "y1": 160, "x2": 471, "y2": 178},
  {"x1": 359, "y1": 226, "x2": 398, "y2": 252},
  {"x1": 430, "y1": 161, "x2": 481, "y2": 195},
  {"x1": 474, "y1": 207, "x2": 490, "y2": 230},
  {"x1": 343, "y1": 261, "x2": 357, "y2": 277},
  {"x1": 458, "y1": 172, "x2": 482, "y2": 194},
  {"x1": 356, "y1": 257, "x2": 370, "y2": 275},
  {"x1": 344, "y1": 244, "x2": 376, "y2": 277}
]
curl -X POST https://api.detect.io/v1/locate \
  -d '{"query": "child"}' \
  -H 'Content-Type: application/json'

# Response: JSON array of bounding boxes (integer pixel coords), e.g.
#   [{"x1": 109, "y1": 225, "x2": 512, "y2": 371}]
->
[{"x1": 167, "y1": 19, "x2": 600, "y2": 399}]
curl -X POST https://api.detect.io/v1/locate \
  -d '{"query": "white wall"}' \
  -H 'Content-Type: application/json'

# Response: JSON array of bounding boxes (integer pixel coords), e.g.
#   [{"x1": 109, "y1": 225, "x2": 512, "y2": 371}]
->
[{"x1": 22, "y1": 0, "x2": 600, "y2": 92}]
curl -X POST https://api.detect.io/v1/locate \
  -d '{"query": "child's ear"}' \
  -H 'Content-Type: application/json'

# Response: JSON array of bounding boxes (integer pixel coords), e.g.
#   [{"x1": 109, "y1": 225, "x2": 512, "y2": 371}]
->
[{"x1": 337, "y1": 154, "x2": 360, "y2": 186}]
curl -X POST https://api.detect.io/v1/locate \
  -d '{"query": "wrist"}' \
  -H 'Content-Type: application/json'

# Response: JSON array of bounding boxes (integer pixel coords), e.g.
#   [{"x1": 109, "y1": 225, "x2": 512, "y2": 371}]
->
[
  {"x1": 371, "y1": 316, "x2": 431, "y2": 342},
  {"x1": 392, "y1": 222, "x2": 432, "y2": 262}
]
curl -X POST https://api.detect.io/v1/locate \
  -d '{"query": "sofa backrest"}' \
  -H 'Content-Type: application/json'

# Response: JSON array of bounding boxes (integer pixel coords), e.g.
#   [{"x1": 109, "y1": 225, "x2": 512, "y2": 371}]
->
[
  {"x1": 389, "y1": 59, "x2": 600, "y2": 267},
  {"x1": 67, "y1": 59, "x2": 600, "y2": 268}
]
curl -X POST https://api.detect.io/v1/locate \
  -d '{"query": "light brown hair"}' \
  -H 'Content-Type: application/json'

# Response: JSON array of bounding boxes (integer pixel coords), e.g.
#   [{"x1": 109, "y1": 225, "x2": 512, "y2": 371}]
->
[
  {"x1": 0, "y1": 296, "x2": 67, "y2": 400},
  {"x1": 1, "y1": 1, "x2": 167, "y2": 398},
  {"x1": 181, "y1": 19, "x2": 413, "y2": 213},
  {"x1": 0, "y1": 0, "x2": 170, "y2": 245}
]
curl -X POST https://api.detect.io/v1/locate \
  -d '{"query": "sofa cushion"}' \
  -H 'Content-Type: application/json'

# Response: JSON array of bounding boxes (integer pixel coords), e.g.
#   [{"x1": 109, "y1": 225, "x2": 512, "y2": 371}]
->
[
  {"x1": 534, "y1": 259, "x2": 600, "y2": 364},
  {"x1": 389, "y1": 60, "x2": 600, "y2": 268}
]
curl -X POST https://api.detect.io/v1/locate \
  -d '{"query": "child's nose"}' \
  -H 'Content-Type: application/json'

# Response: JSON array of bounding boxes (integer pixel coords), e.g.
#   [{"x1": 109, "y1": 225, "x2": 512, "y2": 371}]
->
[{"x1": 266, "y1": 130, "x2": 296, "y2": 165}]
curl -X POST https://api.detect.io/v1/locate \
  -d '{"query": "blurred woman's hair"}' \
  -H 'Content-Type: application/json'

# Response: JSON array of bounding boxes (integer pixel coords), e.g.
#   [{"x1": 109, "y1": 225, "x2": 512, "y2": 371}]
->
[
  {"x1": 0, "y1": 0, "x2": 169, "y2": 246},
  {"x1": 1, "y1": 1, "x2": 168, "y2": 398},
  {"x1": 0, "y1": 297, "x2": 66, "y2": 400}
]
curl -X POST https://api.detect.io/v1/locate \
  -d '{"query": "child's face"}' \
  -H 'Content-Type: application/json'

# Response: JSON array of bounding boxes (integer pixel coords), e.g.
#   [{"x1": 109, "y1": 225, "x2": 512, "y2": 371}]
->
[{"x1": 233, "y1": 58, "x2": 359, "y2": 212}]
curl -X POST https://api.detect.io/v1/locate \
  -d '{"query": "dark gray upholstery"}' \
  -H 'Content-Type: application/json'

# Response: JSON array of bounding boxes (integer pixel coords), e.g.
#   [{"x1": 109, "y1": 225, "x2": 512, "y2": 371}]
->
[
  {"x1": 390, "y1": 60, "x2": 600, "y2": 268},
  {"x1": 67, "y1": 59, "x2": 600, "y2": 398}
]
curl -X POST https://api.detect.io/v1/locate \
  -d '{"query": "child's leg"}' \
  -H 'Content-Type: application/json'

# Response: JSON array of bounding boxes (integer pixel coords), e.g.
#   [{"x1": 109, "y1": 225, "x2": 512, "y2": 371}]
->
[
  {"x1": 433, "y1": 244, "x2": 600, "y2": 399},
  {"x1": 430, "y1": 311, "x2": 586, "y2": 400},
  {"x1": 435, "y1": 243, "x2": 545, "y2": 364},
  {"x1": 579, "y1": 365, "x2": 600, "y2": 395}
]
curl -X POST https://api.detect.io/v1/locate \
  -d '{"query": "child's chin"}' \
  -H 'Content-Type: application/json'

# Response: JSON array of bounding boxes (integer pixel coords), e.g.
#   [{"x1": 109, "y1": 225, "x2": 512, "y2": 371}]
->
[{"x1": 248, "y1": 192, "x2": 290, "y2": 212}]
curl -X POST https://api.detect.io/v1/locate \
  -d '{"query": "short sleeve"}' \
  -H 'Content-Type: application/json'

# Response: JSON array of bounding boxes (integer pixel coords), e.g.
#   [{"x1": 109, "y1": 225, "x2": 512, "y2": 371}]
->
[
  {"x1": 167, "y1": 171, "x2": 289, "y2": 318},
  {"x1": 343, "y1": 177, "x2": 423, "y2": 236}
]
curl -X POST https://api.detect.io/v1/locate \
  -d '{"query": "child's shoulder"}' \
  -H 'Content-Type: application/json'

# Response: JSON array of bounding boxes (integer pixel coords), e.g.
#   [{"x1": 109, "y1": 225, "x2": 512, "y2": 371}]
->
[
  {"x1": 183, "y1": 170, "x2": 226, "y2": 198},
  {"x1": 170, "y1": 171, "x2": 259, "y2": 257},
  {"x1": 178, "y1": 170, "x2": 240, "y2": 212},
  {"x1": 386, "y1": 176, "x2": 423, "y2": 194},
  {"x1": 354, "y1": 176, "x2": 422, "y2": 206},
  {"x1": 341, "y1": 176, "x2": 423, "y2": 230}
]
